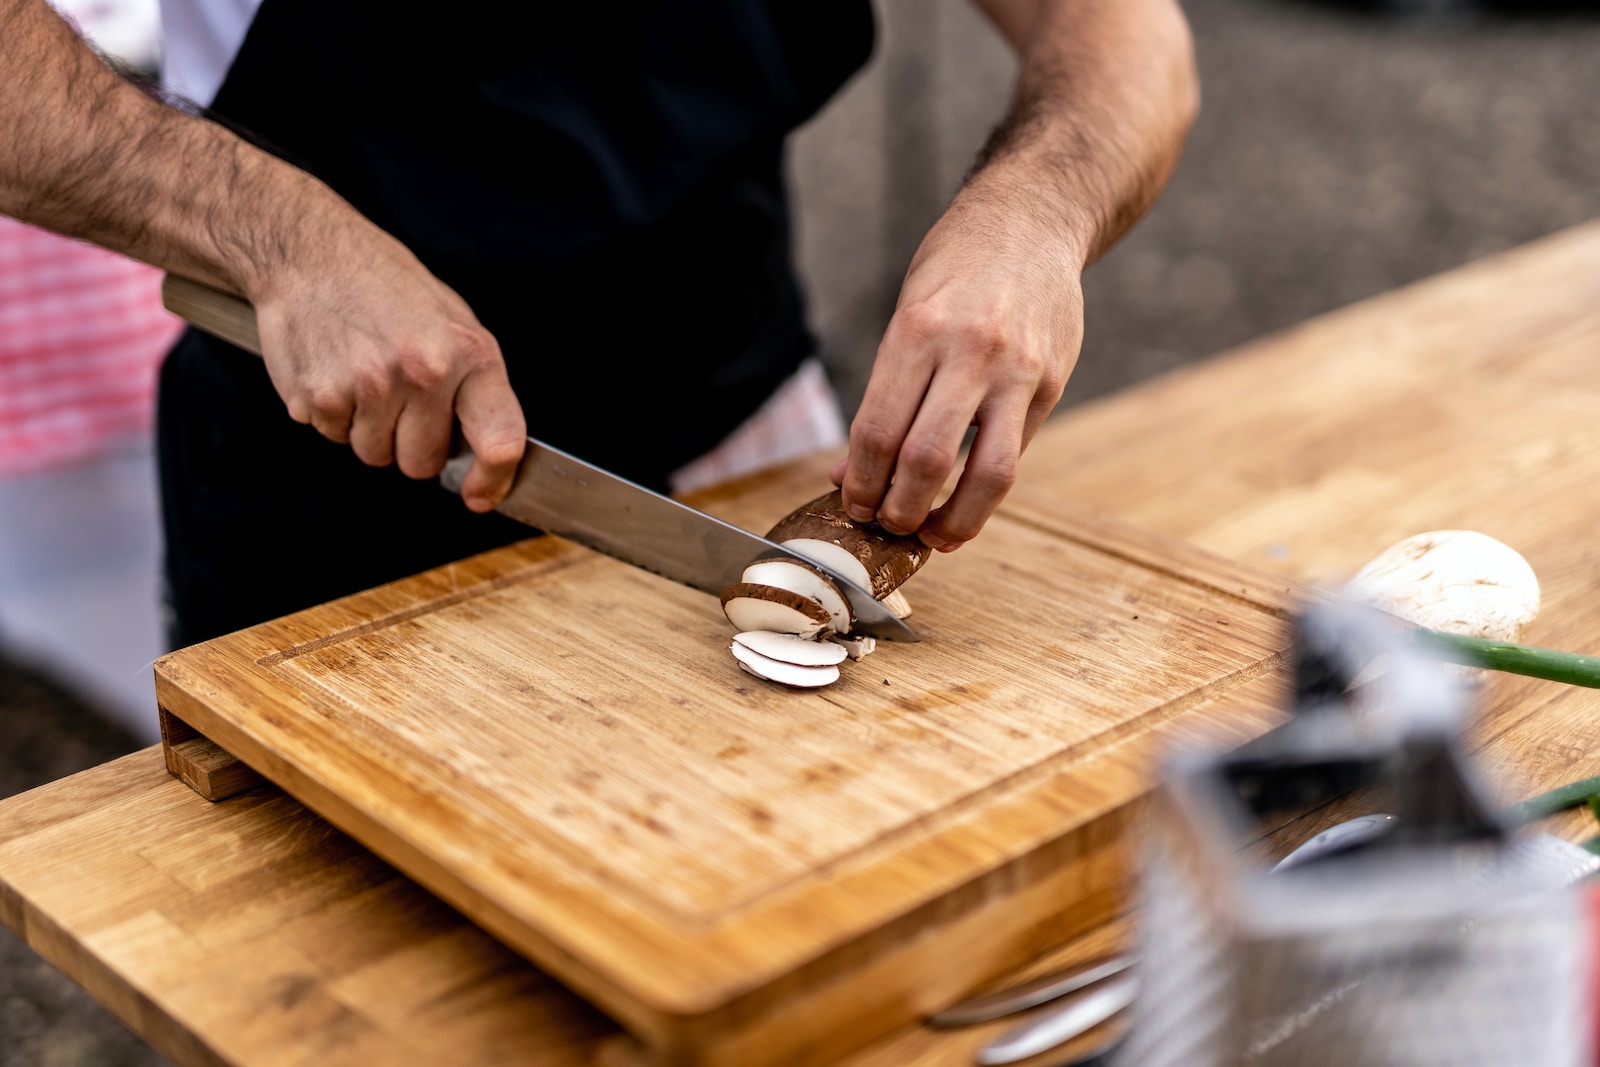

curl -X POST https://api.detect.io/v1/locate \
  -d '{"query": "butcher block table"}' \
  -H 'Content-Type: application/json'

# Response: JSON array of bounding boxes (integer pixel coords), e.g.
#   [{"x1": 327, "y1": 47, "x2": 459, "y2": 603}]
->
[{"x1": 4, "y1": 217, "x2": 1600, "y2": 1066}]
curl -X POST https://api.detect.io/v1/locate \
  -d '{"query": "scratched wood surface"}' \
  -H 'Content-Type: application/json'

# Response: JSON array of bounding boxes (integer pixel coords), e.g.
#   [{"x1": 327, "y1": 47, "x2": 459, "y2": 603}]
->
[
  {"x1": 151, "y1": 478, "x2": 1294, "y2": 1067},
  {"x1": 1, "y1": 218, "x2": 1597, "y2": 1067}
]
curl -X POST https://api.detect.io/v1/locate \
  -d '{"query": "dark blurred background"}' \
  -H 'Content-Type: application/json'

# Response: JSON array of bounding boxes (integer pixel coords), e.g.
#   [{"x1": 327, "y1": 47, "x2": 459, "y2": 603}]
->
[{"x1": 3, "y1": 0, "x2": 1598, "y2": 1063}]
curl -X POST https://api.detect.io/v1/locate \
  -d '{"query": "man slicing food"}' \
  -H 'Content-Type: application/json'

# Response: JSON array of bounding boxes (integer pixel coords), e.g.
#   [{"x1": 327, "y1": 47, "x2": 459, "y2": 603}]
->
[{"x1": 0, "y1": 0, "x2": 1198, "y2": 647}]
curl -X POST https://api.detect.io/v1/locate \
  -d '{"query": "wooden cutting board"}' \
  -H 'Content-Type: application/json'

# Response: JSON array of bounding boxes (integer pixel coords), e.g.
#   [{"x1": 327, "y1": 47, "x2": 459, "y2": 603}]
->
[{"x1": 153, "y1": 468, "x2": 1298, "y2": 1066}]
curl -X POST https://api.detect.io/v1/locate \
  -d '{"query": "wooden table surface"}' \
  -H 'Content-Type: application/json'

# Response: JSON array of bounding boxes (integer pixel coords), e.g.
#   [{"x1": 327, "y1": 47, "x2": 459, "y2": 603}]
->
[{"x1": 3, "y1": 218, "x2": 1599, "y2": 1067}]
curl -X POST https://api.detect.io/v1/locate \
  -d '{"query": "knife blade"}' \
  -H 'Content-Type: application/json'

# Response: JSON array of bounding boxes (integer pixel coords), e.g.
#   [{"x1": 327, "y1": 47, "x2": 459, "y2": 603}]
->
[
  {"x1": 436, "y1": 436, "x2": 916, "y2": 639},
  {"x1": 160, "y1": 274, "x2": 918, "y2": 640}
]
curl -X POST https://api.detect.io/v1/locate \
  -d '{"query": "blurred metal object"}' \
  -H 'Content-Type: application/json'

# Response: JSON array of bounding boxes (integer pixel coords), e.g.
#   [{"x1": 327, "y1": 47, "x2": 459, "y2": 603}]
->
[
  {"x1": 930, "y1": 954, "x2": 1136, "y2": 1028},
  {"x1": 975, "y1": 976, "x2": 1138, "y2": 1066},
  {"x1": 1269, "y1": 813, "x2": 1398, "y2": 873},
  {"x1": 1110, "y1": 599, "x2": 1595, "y2": 1067}
]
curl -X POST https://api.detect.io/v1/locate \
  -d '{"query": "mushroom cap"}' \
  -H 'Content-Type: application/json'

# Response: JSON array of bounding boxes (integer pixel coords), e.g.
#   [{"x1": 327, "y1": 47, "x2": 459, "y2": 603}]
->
[{"x1": 1343, "y1": 530, "x2": 1541, "y2": 642}]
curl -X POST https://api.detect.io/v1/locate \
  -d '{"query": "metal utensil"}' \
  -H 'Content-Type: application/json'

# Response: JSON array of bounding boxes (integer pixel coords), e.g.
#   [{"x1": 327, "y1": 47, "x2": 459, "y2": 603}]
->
[
  {"x1": 1269, "y1": 812, "x2": 1397, "y2": 872},
  {"x1": 976, "y1": 976, "x2": 1139, "y2": 1066},
  {"x1": 159, "y1": 273, "x2": 918, "y2": 640},
  {"x1": 929, "y1": 954, "x2": 1137, "y2": 1028}
]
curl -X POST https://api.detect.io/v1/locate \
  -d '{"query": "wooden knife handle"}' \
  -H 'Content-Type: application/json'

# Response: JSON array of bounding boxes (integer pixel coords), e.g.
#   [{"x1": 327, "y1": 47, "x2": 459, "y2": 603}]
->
[{"x1": 161, "y1": 274, "x2": 263, "y2": 356}]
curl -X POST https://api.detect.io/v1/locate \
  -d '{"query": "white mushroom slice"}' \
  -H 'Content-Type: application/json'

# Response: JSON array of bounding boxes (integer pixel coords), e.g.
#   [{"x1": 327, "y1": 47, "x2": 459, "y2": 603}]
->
[
  {"x1": 1343, "y1": 530, "x2": 1541, "y2": 642},
  {"x1": 880, "y1": 588, "x2": 912, "y2": 620},
  {"x1": 733, "y1": 630, "x2": 848, "y2": 666},
  {"x1": 779, "y1": 537, "x2": 874, "y2": 592},
  {"x1": 829, "y1": 634, "x2": 877, "y2": 660},
  {"x1": 740, "y1": 559, "x2": 852, "y2": 634},
  {"x1": 731, "y1": 641, "x2": 841, "y2": 688},
  {"x1": 720, "y1": 582, "x2": 830, "y2": 638}
]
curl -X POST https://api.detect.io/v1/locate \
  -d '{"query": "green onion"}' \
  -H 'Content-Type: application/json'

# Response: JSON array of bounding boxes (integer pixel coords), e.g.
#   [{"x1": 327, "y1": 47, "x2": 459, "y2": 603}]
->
[
  {"x1": 1409, "y1": 629, "x2": 1600, "y2": 689},
  {"x1": 1503, "y1": 774, "x2": 1600, "y2": 823}
]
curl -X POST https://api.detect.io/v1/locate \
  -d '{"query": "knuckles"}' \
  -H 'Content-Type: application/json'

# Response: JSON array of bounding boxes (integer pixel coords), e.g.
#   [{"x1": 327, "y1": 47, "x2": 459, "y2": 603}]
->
[
  {"x1": 302, "y1": 379, "x2": 354, "y2": 420},
  {"x1": 885, "y1": 300, "x2": 950, "y2": 353},
  {"x1": 890, "y1": 300, "x2": 1016, "y2": 364},
  {"x1": 896, "y1": 435, "x2": 961, "y2": 483},
  {"x1": 394, "y1": 346, "x2": 452, "y2": 394},
  {"x1": 966, "y1": 453, "x2": 1019, "y2": 497},
  {"x1": 848, "y1": 415, "x2": 904, "y2": 465}
]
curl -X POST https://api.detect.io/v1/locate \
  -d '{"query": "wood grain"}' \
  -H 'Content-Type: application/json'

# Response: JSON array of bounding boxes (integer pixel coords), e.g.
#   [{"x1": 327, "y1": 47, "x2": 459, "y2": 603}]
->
[
  {"x1": 153, "y1": 482, "x2": 1294, "y2": 1066},
  {"x1": 159, "y1": 707, "x2": 267, "y2": 800},
  {"x1": 0, "y1": 749, "x2": 627, "y2": 1067},
  {"x1": 2, "y1": 218, "x2": 1597, "y2": 1067}
]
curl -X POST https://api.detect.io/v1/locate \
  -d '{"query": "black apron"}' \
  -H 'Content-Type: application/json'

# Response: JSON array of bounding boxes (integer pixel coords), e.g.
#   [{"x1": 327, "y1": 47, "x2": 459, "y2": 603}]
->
[{"x1": 157, "y1": 1, "x2": 874, "y2": 646}]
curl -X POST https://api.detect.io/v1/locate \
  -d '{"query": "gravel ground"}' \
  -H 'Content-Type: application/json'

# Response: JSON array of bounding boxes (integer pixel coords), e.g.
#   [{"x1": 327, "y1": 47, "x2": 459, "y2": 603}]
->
[{"x1": 3, "y1": 2, "x2": 1598, "y2": 1064}]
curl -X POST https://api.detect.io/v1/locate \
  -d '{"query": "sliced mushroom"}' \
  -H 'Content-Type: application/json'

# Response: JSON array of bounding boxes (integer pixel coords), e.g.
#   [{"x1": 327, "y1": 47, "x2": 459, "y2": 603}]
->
[
  {"x1": 734, "y1": 630, "x2": 849, "y2": 667},
  {"x1": 829, "y1": 634, "x2": 877, "y2": 660},
  {"x1": 716, "y1": 488, "x2": 931, "y2": 683},
  {"x1": 779, "y1": 537, "x2": 874, "y2": 593},
  {"x1": 719, "y1": 582, "x2": 832, "y2": 639},
  {"x1": 740, "y1": 559, "x2": 852, "y2": 634},
  {"x1": 731, "y1": 641, "x2": 841, "y2": 688}
]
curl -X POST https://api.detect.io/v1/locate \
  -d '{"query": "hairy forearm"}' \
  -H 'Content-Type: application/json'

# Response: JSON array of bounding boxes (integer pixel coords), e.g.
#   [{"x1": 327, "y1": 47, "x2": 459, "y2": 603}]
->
[
  {"x1": 0, "y1": 0, "x2": 349, "y2": 298},
  {"x1": 966, "y1": 0, "x2": 1199, "y2": 267},
  {"x1": 0, "y1": 0, "x2": 528, "y2": 509}
]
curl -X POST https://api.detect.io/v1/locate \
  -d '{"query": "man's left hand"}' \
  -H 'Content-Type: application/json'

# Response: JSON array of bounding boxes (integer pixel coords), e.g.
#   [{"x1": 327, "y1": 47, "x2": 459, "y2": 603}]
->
[{"x1": 831, "y1": 173, "x2": 1086, "y2": 552}]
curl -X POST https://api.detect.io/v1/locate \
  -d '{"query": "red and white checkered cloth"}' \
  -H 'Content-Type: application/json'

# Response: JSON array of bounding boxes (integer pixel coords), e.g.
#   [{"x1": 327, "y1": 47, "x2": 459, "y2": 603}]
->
[
  {"x1": 0, "y1": 216, "x2": 183, "y2": 478},
  {"x1": 0, "y1": 211, "x2": 844, "y2": 486}
]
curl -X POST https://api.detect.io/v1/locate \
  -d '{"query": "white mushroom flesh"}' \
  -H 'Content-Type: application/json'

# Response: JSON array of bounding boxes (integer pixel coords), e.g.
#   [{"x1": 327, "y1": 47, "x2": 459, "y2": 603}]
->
[
  {"x1": 740, "y1": 559, "x2": 851, "y2": 634},
  {"x1": 734, "y1": 630, "x2": 848, "y2": 666},
  {"x1": 777, "y1": 538, "x2": 873, "y2": 592},
  {"x1": 830, "y1": 634, "x2": 877, "y2": 660},
  {"x1": 730, "y1": 642, "x2": 841, "y2": 688},
  {"x1": 721, "y1": 595, "x2": 828, "y2": 639}
]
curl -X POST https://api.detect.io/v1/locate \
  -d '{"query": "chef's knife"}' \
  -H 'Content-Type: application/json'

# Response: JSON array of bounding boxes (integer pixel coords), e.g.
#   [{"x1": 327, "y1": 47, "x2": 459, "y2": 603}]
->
[{"x1": 160, "y1": 274, "x2": 918, "y2": 641}]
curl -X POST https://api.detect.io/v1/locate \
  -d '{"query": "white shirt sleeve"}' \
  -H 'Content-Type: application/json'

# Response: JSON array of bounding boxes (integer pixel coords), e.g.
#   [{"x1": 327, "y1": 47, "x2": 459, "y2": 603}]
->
[
  {"x1": 50, "y1": 0, "x2": 164, "y2": 73},
  {"x1": 158, "y1": 0, "x2": 262, "y2": 108}
]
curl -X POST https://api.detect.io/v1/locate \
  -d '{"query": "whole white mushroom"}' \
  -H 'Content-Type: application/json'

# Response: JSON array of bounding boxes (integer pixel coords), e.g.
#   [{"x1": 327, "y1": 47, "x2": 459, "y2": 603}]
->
[{"x1": 1343, "y1": 530, "x2": 1540, "y2": 642}]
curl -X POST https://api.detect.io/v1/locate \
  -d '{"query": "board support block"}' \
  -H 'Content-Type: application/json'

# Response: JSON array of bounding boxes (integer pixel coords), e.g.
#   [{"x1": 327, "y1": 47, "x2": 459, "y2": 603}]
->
[{"x1": 159, "y1": 707, "x2": 266, "y2": 802}]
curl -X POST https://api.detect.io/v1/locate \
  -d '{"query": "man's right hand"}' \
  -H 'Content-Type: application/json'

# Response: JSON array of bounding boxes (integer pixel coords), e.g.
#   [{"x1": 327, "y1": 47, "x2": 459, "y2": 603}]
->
[
  {"x1": 252, "y1": 227, "x2": 526, "y2": 512},
  {"x1": 0, "y1": 0, "x2": 526, "y2": 511}
]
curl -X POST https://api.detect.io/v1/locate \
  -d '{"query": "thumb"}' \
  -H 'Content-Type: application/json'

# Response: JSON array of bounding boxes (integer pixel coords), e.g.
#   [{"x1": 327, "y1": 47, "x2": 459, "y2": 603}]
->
[{"x1": 453, "y1": 363, "x2": 527, "y2": 512}]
